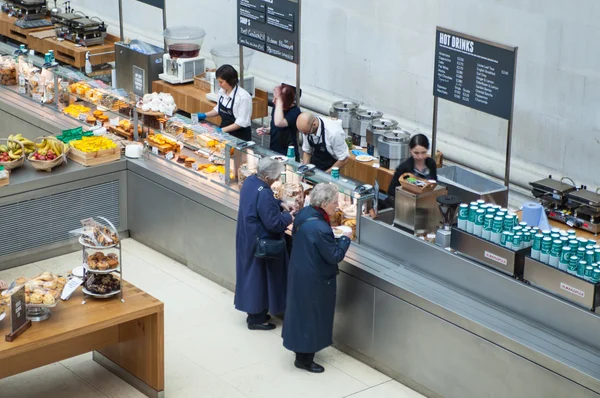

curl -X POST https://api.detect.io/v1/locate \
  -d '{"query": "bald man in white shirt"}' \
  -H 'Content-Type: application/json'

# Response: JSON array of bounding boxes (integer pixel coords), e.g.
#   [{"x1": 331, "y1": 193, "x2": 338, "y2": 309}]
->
[{"x1": 297, "y1": 112, "x2": 349, "y2": 173}]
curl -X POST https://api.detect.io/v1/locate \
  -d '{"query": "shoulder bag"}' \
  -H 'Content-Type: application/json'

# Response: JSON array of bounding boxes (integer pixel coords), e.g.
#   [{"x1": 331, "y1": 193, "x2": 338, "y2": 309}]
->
[{"x1": 254, "y1": 186, "x2": 287, "y2": 260}]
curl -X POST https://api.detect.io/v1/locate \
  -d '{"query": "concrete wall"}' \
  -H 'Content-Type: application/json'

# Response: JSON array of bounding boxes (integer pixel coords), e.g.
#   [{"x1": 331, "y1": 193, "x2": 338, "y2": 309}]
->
[{"x1": 78, "y1": 0, "x2": 599, "y2": 189}]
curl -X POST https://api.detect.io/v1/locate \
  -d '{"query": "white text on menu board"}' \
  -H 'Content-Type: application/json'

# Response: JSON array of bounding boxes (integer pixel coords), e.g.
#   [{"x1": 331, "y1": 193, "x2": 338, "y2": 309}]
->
[{"x1": 437, "y1": 33, "x2": 503, "y2": 106}]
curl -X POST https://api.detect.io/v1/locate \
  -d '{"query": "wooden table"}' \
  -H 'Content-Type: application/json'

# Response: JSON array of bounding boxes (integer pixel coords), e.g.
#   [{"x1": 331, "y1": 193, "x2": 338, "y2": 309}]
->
[
  {"x1": 0, "y1": 280, "x2": 164, "y2": 398},
  {"x1": 28, "y1": 31, "x2": 118, "y2": 68},
  {"x1": 0, "y1": 13, "x2": 54, "y2": 46},
  {"x1": 152, "y1": 80, "x2": 269, "y2": 125}
]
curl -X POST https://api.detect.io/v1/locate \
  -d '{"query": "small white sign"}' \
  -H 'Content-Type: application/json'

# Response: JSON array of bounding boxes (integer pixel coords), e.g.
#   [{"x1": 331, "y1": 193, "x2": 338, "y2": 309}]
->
[
  {"x1": 191, "y1": 113, "x2": 199, "y2": 124},
  {"x1": 78, "y1": 114, "x2": 87, "y2": 122},
  {"x1": 192, "y1": 163, "x2": 199, "y2": 171},
  {"x1": 560, "y1": 282, "x2": 585, "y2": 298},
  {"x1": 165, "y1": 151, "x2": 174, "y2": 160},
  {"x1": 484, "y1": 251, "x2": 507, "y2": 265},
  {"x1": 151, "y1": 147, "x2": 159, "y2": 155}
]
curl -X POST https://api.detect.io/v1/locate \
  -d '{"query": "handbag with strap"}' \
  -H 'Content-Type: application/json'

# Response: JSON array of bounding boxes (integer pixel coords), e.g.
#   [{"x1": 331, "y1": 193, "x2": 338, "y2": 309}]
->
[{"x1": 254, "y1": 186, "x2": 287, "y2": 260}]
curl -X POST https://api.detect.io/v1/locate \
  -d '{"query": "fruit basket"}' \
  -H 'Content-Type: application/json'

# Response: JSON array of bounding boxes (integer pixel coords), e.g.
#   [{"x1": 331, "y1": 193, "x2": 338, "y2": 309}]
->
[
  {"x1": 0, "y1": 138, "x2": 25, "y2": 170},
  {"x1": 28, "y1": 136, "x2": 69, "y2": 172}
]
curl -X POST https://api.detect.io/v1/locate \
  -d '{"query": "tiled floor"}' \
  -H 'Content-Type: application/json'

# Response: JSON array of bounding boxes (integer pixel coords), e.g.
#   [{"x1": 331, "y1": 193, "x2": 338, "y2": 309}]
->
[{"x1": 0, "y1": 239, "x2": 425, "y2": 398}]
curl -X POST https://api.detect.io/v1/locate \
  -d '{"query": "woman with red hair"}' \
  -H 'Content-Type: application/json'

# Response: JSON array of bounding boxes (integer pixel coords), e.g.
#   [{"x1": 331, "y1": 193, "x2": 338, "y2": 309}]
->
[{"x1": 258, "y1": 84, "x2": 301, "y2": 160}]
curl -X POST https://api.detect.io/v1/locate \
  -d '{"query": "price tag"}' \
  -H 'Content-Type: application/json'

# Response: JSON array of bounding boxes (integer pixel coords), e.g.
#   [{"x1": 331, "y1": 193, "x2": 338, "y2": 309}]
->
[
  {"x1": 96, "y1": 120, "x2": 103, "y2": 127},
  {"x1": 191, "y1": 113, "x2": 199, "y2": 124},
  {"x1": 165, "y1": 109, "x2": 173, "y2": 117},
  {"x1": 151, "y1": 147, "x2": 159, "y2": 155},
  {"x1": 32, "y1": 93, "x2": 42, "y2": 102},
  {"x1": 78, "y1": 114, "x2": 88, "y2": 122},
  {"x1": 5, "y1": 285, "x2": 31, "y2": 341},
  {"x1": 192, "y1": 163, "x2": 199, "y2": 171},
  {"x1": 110, "y1": 117, "x2": 119, "y2": 126},
  {"x1": 165, "y1": 151, "x2": 174, "y2": 160}
]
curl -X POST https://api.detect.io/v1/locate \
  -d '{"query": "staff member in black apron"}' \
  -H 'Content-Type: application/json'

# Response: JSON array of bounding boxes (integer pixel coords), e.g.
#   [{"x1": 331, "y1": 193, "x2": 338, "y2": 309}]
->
[
  {"x1": 257, "y1": 83, "x2": 301, "y2": 161},
  {"x1": 197, "y1": 64, "x2": 252, "y2": 141},
  {"x1": 296, "y1": 112, "x2": 349, "y2": 173}
]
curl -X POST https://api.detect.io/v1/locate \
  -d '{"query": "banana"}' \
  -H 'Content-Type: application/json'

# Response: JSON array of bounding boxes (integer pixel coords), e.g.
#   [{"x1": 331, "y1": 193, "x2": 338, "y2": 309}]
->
[
  {"x1": 0, "y1": 145, "x2": 7, "y2": 152},
  {"x1": 8, "y1": 150, "x2": 19, "y2": 160},
  {"x1": 35, "y1": 139, "x2": 47, "y2": 149},
  {"x1": 14, "y1": 148, "x2": 22, "y2": 156}
]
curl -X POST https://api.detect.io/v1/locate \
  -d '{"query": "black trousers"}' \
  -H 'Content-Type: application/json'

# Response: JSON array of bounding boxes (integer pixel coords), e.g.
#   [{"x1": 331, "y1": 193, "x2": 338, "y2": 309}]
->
[
  {"x1": 246, "y1": 309, "x2": 269, "y2": 325},
  {"x1": 295, "y1": 352, "x2": 315, "y2": 366}
]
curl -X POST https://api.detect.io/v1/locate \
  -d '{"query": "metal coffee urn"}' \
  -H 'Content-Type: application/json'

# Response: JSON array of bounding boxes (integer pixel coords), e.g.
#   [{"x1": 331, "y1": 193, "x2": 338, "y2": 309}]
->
[
  {"x1": 350, "y1": 109, "x2": 383, "y2": 147},
  {"x1": 330, "y1": 100, "x2": 360, "y2": 134},
  {"x1": 366, "y1": 118, "x2": 398, "y2": 158},
  {"x1": 378, "y1": 130, "x2": 410, "y2": 170}
]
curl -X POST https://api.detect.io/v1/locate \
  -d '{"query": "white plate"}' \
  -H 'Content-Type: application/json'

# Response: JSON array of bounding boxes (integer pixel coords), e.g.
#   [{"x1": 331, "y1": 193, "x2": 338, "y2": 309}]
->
[
  {"x1": 82, "y1": 287, "x2": 121, "y2": 298},
  {"x1": 332, "y1": 227, "x2": 344, "y2": 239},
  {"x1": 355, "y1": 155, "x2": 373, "y2": 162},
  {"x1": 72, "y1": 266, "x2": 85, "y2": 278},
  {"x1": 270, "y1": 155, "x2": 288, "y2": 163}
]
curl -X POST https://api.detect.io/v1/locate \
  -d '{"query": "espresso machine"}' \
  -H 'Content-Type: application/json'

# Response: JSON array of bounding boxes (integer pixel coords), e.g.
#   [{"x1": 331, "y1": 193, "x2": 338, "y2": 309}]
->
[
  {"x1": 394, "y1": 185, "x2": 448, "y2": 236},
  {"x1": 435, "y1": 195, "x2": 462, "y2": 248}
]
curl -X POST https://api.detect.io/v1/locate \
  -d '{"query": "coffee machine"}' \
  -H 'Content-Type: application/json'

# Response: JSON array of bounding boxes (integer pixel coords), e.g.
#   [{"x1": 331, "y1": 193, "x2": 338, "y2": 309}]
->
[
  {"x1": 435, "y1": 195, "x2": 462, "y2": 248},
  {"x1": 158, "y1": 26, "x2": 206, "y2": 85}
]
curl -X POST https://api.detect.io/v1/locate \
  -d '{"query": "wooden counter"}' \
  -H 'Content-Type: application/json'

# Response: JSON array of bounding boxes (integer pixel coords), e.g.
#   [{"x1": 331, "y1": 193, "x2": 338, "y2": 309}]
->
[
  {"x1": 152, "y1": 79, "x2": 269, "y2": 125},
  {"x1": 0, "y1": 13, "x2": 54, "y2": 46},
  {"x1": 28, "y1": 31, "x2": 118, "y2": 68},
  {"x1": 0, "y1": 280, "x2": 164, "y2": 398}
]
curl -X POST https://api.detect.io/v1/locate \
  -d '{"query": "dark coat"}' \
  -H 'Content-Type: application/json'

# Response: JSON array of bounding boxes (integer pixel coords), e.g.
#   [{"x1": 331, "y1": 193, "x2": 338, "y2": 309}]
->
[
  {"x1": 235, "y1": 175, "x2": 293, "y2": 315},
  {"x1": 282, "y1": 206, "x2": 351, "y2": 353}
]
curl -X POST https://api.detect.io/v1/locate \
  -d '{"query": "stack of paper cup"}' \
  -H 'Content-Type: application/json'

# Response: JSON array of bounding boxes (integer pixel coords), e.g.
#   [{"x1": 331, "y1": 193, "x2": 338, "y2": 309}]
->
[
  {"x1": 458, "y1": 204, "x2": 469, "y2": 230},
  {"x1": 467, "y1": 206, "x2": 477, "y2": 233}
]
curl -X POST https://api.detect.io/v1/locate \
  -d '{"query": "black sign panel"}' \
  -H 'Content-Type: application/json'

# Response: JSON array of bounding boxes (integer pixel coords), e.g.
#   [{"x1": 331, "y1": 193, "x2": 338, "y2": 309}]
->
[
  {"x1": 238, "y1": 0, "x2": 300, "y2": 64},
  {"x1": 137, "y1": 0, "x2": 165, "y2": 9},
  {"x1": 433, "y1": 28, "x2": 517, "y2": 120},
  {"x1": 10, "y1": 286, "x2": 26, "y2": 333}
]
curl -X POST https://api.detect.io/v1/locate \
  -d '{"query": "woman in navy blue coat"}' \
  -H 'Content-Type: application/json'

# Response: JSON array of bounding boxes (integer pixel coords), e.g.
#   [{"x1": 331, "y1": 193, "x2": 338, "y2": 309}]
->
[
  {"x1": 235, "y1": 157, "x2": 293, "y2": 330},
  {"x1": 283, "y1": 183, "x2": 351, "y2": 373}
]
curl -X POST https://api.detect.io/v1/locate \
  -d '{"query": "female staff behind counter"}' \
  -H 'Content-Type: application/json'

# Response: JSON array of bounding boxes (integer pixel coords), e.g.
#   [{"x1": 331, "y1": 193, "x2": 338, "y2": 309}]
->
[
  {"x1": 386, "y1": 133, "x2": 437, "y2": 202},
  {"x1": 197, "y1": 64, "x2": 252, "y2": 141}
]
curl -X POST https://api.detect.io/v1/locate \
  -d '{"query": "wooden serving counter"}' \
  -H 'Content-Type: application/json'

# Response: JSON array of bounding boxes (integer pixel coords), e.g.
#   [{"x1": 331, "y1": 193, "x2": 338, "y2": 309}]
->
[
  {"x1": 27, "y1": 30, "x2": 118, "y2": 68},
  {"x1": 0, "y1": 13, "x2": 53, "y2": 46},
  {"x1": 0, "y1": 280, "x2": 164, "y2": 398},
  {"x1": 152, "y1": 79, "x2": 269, "y2": 125}
]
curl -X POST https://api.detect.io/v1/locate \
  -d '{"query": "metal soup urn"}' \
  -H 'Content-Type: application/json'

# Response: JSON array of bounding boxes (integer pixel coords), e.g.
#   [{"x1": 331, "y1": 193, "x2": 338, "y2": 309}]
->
[
  {"x1": 350, "y1": 108, "x2": 383, "y2": 147},
  {"x1": 330, "y1": 100, "x2": 360, "y2": 133},
  {"x1": 378, "y1": 129, "x2": 411, "y2": 170},
  {"x1": 366, "y1": 118, "x2": 398, "y2": 158}
]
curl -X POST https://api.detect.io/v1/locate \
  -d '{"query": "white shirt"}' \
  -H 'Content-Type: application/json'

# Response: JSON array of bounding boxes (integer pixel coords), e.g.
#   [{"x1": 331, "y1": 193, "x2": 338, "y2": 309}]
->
[
  {"x1": 212, "y1": 86, "x2": 252, "y2": 128},
  {"x1": 302, "y1": 117, "x2": 349, "y2": 161}
]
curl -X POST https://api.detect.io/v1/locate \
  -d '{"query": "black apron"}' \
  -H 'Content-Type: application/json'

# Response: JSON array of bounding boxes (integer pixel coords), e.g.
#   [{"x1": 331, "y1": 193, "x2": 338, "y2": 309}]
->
[
  {"x1": 219, "y1": 85, "x2": 252, "y2": 141},
  {"x1": 308, "y1": 118, "x2": 337, "y2": 171}
]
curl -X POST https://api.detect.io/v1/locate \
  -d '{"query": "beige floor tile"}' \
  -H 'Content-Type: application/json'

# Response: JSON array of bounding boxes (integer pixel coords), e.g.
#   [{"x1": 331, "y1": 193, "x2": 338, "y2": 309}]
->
[
  {"x1": 65, "y1": 359, "x2": 146, "y2": 398},
  {"x1": 165, "y1": 344, "x2": 247, "y2": 397},
  {"x1": 118, "y1": 253, "x2": 179, "y2": 293},
  {"x1": 317, "y1": 346, "x2": 391, "y2": 387},
  {"x1": 60, "y1": 352, "x2": 93, "y2": 368},
  {"x1": 0, "y1": 363, "x2": 106, "y2": 398},
  {"x1": 168, "y1": 310, "x2": 285, "y2": 375},
  {"x1": 343, "y1": 380, "x2": 426, "y2": 398},
  {"x1": 0, "y1": 262, "x2": 44, "y2": 284},
  {"x1": 220, "y1": 351, "x2": 368, "y2": 398}
]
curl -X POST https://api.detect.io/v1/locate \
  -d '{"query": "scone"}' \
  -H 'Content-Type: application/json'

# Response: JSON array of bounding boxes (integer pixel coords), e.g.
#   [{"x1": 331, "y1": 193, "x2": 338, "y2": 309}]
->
[
  {"x1": 29, "y1": 293, "x2": 43, "y2": 304},
  {"x1": 56, "y1": 277, "x2": 67, "y2": 287},
  {"x1": 43, "y1": 280, "x2": 57, "y2": 290},
  {"x1": 42, "y1": 294, "x2": 55, "y2": 305},
  {"x1": 40, "y1": 272, "x2": 53, "y2": 281},
  {"x1": 15, "y1": 277, "x2": 28, "y2": 285}
]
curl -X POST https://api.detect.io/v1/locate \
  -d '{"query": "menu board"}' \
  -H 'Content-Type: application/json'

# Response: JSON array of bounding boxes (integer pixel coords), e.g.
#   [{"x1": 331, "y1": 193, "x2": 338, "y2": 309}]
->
[
  {"x1": 238, "y1": 0, "x2": 300, "y2": 64},
  {"x1": 433, "y1": 28, "x2": 517, "y2": 120}
]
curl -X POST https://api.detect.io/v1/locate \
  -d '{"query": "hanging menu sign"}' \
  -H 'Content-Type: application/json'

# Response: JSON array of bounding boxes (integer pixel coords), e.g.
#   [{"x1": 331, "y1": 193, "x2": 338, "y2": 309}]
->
[
  {"x1": 433, "y1": 27, "x2": 517, "y2": 120},
  {"x1": 238, "y1": 0, "x2": 300, "y2": 64}
]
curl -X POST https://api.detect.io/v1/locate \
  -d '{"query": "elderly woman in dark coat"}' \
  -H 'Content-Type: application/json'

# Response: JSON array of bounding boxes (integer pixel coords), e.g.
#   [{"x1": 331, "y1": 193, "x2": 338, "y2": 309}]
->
[
  {"x1": 283, "y1": 183, "x2": 352, "y2": 373},
  {"x1": 235, "y1": 157, "x2": 293, "y2": 330}
]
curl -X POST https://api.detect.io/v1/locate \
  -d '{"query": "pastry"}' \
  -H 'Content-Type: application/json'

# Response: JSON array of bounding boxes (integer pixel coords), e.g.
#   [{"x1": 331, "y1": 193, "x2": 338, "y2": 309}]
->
[
  {"x1": 29, "y1": 293, "x2": 43, "y2": 304},
  {"x1": 33, "y1": 288, "x2": 46, "y2": 295},
  {"x1": 47, "y1": 289, "x2": 59, "y2": 299},
  {"x1": 93, "y1": 110, "x2": 104, "y2": 117},
  {"x1": 184, "y1": 158, "x2": 196, "y2": 168},
  {"x1": 40, "y1": 272, "x2": 53, "y2": 281},
  {"x1": 177, "y1": 155, "x2": 187, "y2": 164},
  {"x1": 15, "y1": 277, "x2": 27, "y2": 285},
  {"x1": 97, "y1": 261, "x2": 110, "y2": 270},
  {"x1": 25, "y1": 295, "x2": 30, "y2": 304},
  {"x1": 43, "y1": 280, "x2": 57, "y2": 290},
  {"x1": 86, "y1": 116, "x2": 97, "y2": 124},
  {"x1": 42, "y1": 294, "x2": 55, "y2": 305},
  {"x1": 56, "y1": 277, "x2": 67, "y2": 286},
  {"x1": 98, "y1": 115, "x2": 109, "y2": 122}
]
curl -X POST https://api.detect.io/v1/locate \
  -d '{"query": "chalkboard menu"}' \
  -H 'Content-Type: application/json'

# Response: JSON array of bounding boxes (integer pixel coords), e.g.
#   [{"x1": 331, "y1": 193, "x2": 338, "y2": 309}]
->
[
  {"x1": 237, "y1": 0, "x2": 300, "y2": 64},
  {"x1": 433, "y1": 28, "x2": 517, "y2": 120}
]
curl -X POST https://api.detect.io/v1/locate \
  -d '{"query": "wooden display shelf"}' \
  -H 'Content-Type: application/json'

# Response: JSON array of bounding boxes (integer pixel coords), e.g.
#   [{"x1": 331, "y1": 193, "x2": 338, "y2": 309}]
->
[
  {"x1": 108, "y1": 125, "x2": 134, "y2": 141},
  {"x1": 0, "y1": 13, "x2": 54, "y2": 45},
  {"x1": 151, "y1": 80, "x2": 269, "y2": 125},
  {"x1": 28, "y1": 31, "x2": 118, "y2": 68},
  {"x1": 68, "y1": 146, "x2": 121, "y2": 167},
  {"x1": 0, "y1": 175, "x2": 8, "y2": 187},
  {"x1": 0, "y1": 280, "x2": 164, "y2": 396}
]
